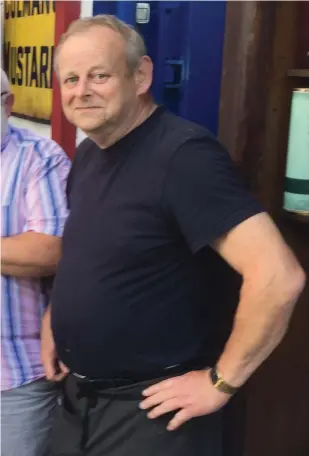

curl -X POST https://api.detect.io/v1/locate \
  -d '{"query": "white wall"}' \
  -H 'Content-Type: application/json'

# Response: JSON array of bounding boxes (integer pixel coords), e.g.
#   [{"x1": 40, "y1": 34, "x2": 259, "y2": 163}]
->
[
  {"x1": 80, "y1": 0, "x2": 93, "y2": 19},
  {"x1": 10, "y1": 116, "x2": 51, "y2": 138}
]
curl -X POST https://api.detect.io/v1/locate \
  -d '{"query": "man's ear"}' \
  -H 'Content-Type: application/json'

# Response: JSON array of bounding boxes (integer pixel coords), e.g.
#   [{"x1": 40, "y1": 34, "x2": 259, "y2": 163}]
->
[
  {"x1": 135, "y1": 56, "x2": 153, "y2": 96},
  {"x1": 5, "y1": 93, "x2": 14, "y2": 117}
]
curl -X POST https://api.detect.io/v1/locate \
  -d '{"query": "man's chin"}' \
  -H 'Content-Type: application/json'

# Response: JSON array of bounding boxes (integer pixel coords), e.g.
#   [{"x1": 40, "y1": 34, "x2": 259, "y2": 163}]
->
[{"x1": 76, "y1": 123, "x2": 104, "y2": 134}]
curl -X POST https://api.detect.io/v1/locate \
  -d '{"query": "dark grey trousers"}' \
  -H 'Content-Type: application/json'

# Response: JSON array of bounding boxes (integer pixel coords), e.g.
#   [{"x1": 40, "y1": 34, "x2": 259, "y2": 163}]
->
[{"x1": 51, "y1": 374, "x2": 223, "y2": 456}]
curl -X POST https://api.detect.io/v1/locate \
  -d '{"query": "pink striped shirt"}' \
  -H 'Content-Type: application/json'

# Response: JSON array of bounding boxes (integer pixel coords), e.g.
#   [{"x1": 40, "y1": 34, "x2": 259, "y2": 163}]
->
[{"x1": 1, "y1": 124, "x2": 71, "y2": 391}]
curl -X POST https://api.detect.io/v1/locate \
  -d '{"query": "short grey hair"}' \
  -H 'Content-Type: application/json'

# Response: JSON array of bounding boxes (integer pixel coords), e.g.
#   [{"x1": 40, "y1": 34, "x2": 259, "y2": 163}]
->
[{"x1": 54, "y1": 14, "x2": 147, "y2": 74}]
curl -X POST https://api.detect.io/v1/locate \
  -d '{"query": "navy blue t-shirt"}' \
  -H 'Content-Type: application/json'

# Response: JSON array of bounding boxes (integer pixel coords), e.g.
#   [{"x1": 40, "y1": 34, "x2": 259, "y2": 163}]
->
[{"x1": 51, "y1": 107, "x2": 263, "y2": 378}]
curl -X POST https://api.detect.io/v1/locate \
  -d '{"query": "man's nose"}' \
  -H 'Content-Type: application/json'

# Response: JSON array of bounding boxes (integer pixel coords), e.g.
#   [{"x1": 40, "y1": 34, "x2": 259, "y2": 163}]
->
[{"x1": 74, "y1": 78, "x2": 92, "y2": 98}]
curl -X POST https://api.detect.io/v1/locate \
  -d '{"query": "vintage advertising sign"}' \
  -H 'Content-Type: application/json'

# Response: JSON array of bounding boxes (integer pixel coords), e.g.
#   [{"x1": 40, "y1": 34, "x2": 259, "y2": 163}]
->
[{"x1": 3, "y1": 1, "x2": 56, "y2": 121}]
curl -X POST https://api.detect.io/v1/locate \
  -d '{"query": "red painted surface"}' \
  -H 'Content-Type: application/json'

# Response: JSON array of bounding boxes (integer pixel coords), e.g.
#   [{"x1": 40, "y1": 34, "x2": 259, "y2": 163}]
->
[{"x1": 51, "y1": 1, "x2": 81, "y2": 160}]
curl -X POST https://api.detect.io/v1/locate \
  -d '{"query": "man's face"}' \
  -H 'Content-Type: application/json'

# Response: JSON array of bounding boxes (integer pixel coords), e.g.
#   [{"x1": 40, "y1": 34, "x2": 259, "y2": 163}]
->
[
  {"x1": 57, "y1": 26, "x2": 149, "y2": 134},
  {"x1": 1, "y1": 91, "x2": 14, "y2": 140}
]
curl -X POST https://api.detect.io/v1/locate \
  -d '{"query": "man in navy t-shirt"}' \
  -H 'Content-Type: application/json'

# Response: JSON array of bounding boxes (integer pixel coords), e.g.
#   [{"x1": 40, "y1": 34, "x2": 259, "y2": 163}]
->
[{"x1": 41, "y1": 14, "x2": 306, "y2": 456}]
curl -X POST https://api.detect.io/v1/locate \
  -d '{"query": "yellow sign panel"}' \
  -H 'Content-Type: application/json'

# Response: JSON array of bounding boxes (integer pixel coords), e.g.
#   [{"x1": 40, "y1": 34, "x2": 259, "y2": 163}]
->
[{"x1": 3, "y1": 1, "x2": 56, "y2": 121}]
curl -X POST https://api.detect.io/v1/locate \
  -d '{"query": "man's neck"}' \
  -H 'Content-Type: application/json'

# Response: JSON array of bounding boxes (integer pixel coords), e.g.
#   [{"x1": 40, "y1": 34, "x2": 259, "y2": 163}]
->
[{"x1": 88, "y1": 102, "x2": 157, "y2": 150}]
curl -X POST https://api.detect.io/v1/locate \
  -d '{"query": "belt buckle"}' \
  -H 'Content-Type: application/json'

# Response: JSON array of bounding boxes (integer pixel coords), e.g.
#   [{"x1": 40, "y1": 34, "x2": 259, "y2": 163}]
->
[
  {"x1": 73, "y1": 372, "x2": 88, "y2": 381},
  {"x1": 73, "y1": 372, "x2": 113, "y2": 388}
]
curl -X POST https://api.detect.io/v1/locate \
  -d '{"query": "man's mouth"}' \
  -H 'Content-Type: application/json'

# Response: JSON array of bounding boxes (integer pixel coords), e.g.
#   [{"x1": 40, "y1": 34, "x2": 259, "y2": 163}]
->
[{"x1": 76, "y1": 107, "x2": 101, "y2": 110}]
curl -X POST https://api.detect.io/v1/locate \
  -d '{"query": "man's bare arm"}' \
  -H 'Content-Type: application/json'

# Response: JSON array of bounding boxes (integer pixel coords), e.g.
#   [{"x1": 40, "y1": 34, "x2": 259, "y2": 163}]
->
[
  {"x1": 140, "y1": 212, "x2": 306, "y2": 432},
  {"x1": 1, "y1": 232, "x2": 62, "y2": 277},
  {"x1": 212, "y1": 212, "x2": 306, "y2": 387},
  {"x1": 41, "y1": 304, "x2": 69, "y2": 381}
]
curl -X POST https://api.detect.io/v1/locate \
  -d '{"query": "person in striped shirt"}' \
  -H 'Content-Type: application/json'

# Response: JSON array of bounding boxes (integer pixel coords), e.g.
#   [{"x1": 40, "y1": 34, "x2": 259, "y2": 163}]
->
[{"x1": 1, "y1": 69, "x2": 71, "y2": 456}]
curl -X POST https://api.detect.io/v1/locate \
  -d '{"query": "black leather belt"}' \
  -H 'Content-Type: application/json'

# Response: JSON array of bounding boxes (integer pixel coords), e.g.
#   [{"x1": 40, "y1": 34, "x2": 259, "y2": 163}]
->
[
  {"x1": 71, "y1": 357, "x2": 209, "y2": 391},
  {"x1": 72, "y1": 373, "x2": 141, "y2": 389}
]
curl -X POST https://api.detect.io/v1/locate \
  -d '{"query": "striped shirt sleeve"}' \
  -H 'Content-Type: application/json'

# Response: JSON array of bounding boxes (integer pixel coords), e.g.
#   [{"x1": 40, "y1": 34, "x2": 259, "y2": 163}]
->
[{"x1": 23, "y1": 140, "x2": 71, "y2": 237}]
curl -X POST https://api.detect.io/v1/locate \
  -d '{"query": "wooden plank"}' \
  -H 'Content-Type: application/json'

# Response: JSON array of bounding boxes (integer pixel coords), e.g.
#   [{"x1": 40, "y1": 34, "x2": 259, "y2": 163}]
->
[{"x1": 287, "y1": 69, "x2": 309, "y2": 77}]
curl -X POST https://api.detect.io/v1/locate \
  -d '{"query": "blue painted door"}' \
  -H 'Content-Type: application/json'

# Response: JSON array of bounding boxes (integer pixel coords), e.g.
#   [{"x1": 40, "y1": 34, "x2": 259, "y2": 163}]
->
[{"x1": 92, "y1": 1, "x2": 226, "y2": 134}]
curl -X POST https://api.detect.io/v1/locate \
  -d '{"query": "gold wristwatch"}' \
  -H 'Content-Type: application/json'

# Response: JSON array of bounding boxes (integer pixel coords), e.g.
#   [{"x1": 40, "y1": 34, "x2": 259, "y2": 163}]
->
[{"x1": 209, "y1": 365, "x2": 238, "y2": 395}]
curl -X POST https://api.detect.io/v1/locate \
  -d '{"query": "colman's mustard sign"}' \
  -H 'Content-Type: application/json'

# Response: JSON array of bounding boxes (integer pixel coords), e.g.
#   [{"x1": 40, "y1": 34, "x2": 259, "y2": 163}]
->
[{"x1": 3, "y1": 1, "x2": 56, "y2": 121}]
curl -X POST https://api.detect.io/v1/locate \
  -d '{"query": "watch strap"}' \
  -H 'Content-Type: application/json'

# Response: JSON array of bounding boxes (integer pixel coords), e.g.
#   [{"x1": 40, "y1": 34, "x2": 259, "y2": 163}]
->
[{"x1": 209, "y1": 366, "x2": 238, "y2": 395}]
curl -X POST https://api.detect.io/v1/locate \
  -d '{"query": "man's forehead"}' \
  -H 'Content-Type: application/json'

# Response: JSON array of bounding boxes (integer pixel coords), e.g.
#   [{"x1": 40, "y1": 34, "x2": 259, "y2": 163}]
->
[
  {"x1": 58, "y1": 27, "x2": 126, "y2": 70},
  {"x1": 61, "y1": 26, "x2": 125, "y2": 53}
]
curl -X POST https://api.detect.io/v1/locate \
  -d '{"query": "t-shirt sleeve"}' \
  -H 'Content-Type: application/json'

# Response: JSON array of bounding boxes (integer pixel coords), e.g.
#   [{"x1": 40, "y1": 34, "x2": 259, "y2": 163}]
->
[{"x1": 162, "y1": 136, "x2": 264, "y2": 253}]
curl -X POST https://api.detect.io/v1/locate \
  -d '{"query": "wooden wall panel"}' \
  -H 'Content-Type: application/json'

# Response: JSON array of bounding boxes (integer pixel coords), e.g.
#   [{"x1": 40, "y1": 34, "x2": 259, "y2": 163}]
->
[{"x1": 219, "y1": 2, "x2": 309, "y2": 456}]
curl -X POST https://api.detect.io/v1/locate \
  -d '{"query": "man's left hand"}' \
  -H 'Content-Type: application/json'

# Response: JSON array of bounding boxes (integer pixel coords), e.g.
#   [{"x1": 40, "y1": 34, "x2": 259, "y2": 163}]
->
[{"x1": 139, "y1": 369, "x2": 230, "y2": 431}]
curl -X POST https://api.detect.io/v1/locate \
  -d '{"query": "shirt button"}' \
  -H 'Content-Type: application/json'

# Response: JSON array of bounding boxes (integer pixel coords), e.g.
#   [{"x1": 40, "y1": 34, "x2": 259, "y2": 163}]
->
[{"x1": 65, "y1": 348, "x2": 71, "y2": 353}]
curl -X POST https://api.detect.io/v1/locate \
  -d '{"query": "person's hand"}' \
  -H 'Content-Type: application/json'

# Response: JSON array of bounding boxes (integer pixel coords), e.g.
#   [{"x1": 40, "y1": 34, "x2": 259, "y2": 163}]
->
[
  {"x1": 41, "y1": 306, "x2": 69, "y2": 382},
  {"x1": 139, "y1": 369, "x2": 231, "y2": 431}
]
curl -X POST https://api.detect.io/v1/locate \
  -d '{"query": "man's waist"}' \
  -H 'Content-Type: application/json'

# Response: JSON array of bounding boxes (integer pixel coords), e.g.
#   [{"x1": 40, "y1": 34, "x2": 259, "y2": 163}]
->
[
  {"x1": 70, "y1": 356, "x2": 211, "y2": 391},
  {"x1": 1, "y1": 367, "x2": 45, "y2": 391}
]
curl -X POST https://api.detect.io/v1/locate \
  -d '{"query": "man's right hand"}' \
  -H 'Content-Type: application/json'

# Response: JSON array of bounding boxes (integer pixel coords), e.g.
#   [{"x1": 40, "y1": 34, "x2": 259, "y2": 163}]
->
[{"x1": 41, "y1": 305, "x2": 69, "y2": 381}]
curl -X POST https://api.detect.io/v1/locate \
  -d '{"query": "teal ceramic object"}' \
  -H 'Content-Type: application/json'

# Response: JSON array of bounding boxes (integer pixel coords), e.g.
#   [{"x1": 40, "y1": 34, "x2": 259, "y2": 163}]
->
[{"x1": 284, "y1": 89, "x2": 309, "y2": 215}]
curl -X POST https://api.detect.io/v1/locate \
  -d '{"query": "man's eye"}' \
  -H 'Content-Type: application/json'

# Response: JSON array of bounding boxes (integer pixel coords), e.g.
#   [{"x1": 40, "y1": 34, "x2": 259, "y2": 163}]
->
[
  {"x1": 93, "y1": 73, "x2": 108, "y2": 82},
  {"x1": 64, "y1": 76, "x2": 78, "y2": 85}
]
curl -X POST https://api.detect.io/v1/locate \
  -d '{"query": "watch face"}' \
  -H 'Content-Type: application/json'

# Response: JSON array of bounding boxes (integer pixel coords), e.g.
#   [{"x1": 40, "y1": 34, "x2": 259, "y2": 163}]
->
[
  {"x1": 210, "y1": 367, "x2": 218, "y2": 385},
  {"x1": 210, "y1": 367, "x2": 236, "y2": 395}
]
